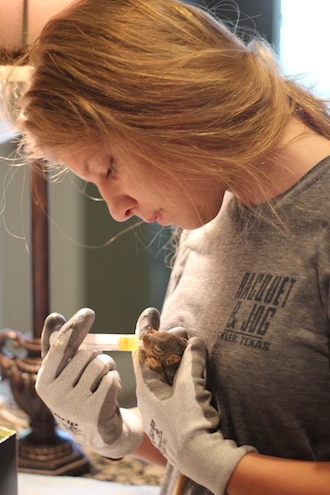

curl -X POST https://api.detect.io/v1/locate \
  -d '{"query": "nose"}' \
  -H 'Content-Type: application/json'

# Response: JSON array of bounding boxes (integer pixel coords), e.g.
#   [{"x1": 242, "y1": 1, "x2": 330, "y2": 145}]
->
[{"x1": 104, "y1": 195, "x2": 137, "y2": 222}]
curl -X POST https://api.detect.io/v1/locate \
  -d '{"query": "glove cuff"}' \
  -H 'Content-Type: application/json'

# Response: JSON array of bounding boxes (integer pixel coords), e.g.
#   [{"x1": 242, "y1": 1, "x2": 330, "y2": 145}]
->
[{"x1": 179, "y1": 432, "x2": 257, "y2": 495}]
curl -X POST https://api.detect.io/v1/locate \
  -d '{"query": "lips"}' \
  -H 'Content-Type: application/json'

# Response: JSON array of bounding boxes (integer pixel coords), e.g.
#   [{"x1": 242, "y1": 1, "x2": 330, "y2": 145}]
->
[
  {"x1": 145, "y1": 210, "x2": 163, "y2": 224},
  {"x1": 155, "y1": 211, "x2": 165, "y2": 225},
  {"x1": 145, "y1": 214, "x2": 157, "y2": 223}
]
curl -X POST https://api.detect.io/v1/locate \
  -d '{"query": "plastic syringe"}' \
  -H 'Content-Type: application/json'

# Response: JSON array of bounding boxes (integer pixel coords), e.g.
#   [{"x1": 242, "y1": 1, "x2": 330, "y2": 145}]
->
[{"x1": 49, "y1": 332, "x2": 143, "y2": 351}]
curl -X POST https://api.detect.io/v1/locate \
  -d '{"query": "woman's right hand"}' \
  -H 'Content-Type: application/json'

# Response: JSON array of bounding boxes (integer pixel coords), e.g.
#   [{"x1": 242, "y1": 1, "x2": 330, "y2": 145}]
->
[{"x1": 35, "y1": 308, "x2": 143, "y2": 458}]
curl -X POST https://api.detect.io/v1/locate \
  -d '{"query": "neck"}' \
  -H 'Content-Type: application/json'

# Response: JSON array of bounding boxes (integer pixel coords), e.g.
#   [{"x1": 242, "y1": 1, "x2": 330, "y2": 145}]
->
[{"x1": 237, "y1": 119, "x2": 330, "y2": 206}]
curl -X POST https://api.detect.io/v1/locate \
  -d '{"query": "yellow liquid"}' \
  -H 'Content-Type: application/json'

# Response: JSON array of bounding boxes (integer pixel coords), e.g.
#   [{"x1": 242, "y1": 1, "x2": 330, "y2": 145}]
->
[{"x1": 117, "y1": 335, "x2": 142, "y2": 351}]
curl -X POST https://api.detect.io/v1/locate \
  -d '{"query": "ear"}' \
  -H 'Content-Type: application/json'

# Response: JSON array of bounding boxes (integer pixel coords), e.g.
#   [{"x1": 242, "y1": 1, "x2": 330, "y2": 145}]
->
[{"x1": 166, "y1": 354, "x2": 181, "y2": 366}]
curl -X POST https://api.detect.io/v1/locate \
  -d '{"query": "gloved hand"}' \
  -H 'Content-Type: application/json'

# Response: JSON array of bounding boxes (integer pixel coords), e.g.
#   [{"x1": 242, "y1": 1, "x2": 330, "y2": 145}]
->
[
  {"x1": 36, "y1": 308, "x2": 143, "y2": 458},
  {"x1": 133, "y1": 308, "x2": 256, "y2": 495}
]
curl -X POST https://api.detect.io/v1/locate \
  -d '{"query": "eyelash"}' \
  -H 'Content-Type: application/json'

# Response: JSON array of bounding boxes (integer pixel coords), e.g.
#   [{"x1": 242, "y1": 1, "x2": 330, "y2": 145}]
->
[{"x1": 106, "y1": 159, "x2": 115, "y2": 178}]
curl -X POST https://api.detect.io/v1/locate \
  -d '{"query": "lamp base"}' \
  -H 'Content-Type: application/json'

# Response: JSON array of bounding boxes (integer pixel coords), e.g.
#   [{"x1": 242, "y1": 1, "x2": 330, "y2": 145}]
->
[{"x1": 18, "y1": 427, "x2": 90, "y2": 476}]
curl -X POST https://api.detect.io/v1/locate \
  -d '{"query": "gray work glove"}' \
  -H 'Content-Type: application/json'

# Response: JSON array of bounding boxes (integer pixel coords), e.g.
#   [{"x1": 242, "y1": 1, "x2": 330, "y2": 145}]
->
[
  {"x1": 36, "y1": 308, "x2": 143, "y2": 458},
  {"x1": 133, "y1": 308, "x2": 256, "y2": 495}
]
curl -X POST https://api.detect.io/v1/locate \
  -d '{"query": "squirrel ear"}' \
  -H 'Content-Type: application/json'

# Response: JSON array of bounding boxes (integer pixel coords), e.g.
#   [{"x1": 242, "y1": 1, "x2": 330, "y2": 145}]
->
[{"x1": 166, "y1": 354, "x2": 181, "y2": 366}]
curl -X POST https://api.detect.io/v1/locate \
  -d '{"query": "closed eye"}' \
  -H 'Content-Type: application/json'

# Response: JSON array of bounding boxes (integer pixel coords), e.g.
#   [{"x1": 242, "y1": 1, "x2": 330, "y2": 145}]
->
[
  {"x1": 153, "y1": 344, "x2": 163, "y2": 355},
  {"x1": 106, "y1": 158, "x2": 116, "y2": 178}
]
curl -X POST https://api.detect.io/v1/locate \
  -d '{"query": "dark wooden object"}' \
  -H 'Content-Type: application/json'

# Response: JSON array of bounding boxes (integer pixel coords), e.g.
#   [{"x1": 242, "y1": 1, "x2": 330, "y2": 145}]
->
[
  {"x1": 30, "y1": 161, "x2": 50, "y2": 340},
  {"x1": 0, "y1": 428, "x2": 17, "y2": 495}
]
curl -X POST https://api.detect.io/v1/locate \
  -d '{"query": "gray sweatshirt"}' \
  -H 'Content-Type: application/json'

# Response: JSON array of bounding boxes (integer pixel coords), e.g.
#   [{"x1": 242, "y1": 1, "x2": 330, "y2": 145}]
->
[{"x1": 159, "y1": 156, "x2": 330, "y2": 494}]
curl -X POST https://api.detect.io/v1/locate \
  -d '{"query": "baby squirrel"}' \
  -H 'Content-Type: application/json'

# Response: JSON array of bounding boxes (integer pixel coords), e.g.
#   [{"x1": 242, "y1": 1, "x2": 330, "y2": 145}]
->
[
  {"x1": 141, "y1": 329, "x2": 187, "y2": 385},
  {"x1": 140, "y1": 328, "x2": 189, "y2": 495}
]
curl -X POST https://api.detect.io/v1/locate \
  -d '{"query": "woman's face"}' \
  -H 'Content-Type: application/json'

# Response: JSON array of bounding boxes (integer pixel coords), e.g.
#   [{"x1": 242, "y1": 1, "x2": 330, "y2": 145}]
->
[{"x1": 57, "y1": 143, "x2": 226, "y2": 230}]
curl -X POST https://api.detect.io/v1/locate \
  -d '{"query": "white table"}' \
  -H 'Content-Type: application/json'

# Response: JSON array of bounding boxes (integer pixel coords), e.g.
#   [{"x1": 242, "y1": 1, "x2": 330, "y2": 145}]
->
[{"x1": 18, "y1": 473, "x2": 161, "y2": 495}]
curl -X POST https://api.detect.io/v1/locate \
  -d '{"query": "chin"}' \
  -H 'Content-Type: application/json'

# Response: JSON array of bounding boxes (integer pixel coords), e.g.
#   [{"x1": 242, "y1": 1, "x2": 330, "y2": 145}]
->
[
  {"x1": 160, "y1": 209, "x2": 219, "y2": 230},
  {"x1": 178, "y1": 216, "x2": 216, "y2": 230},
  {"x1": 179, "y1": 211, "x2": 218, "y2": 230}
]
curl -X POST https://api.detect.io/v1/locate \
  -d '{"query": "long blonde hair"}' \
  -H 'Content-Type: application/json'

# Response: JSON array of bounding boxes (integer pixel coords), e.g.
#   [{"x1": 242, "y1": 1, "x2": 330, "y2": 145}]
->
[{"x1": 19, "y1": 0, "x2": 330, "y2": 199}]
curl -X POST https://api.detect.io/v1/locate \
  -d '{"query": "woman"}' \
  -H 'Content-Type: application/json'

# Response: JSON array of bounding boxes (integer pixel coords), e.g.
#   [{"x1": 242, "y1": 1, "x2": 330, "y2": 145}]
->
[{"x1": 18, "y1": 0, "x2": 330, "y2": 493}]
